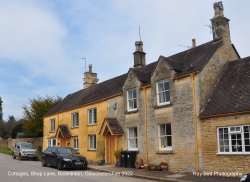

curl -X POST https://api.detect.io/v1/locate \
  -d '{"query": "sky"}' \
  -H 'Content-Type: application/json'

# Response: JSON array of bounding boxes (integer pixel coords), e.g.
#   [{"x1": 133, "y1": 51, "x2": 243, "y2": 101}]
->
[{"x1": 0, "y1": 0, "x2": 250, "y2": 120}]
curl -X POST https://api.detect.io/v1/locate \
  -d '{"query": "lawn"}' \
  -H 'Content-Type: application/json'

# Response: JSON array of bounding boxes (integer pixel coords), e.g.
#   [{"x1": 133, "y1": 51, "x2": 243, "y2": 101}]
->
[{"x1": 0, "y1": 148, "x2": 13, "y2": 155}]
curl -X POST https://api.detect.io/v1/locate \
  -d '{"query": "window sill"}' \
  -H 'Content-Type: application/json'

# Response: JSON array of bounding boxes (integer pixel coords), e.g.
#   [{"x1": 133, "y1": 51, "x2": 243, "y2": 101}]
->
[
  {"x1": 87, "y1": 124, "x2": 97, "y2": 127},
  {"x1": 125, "y1": 110, "x2": 138, "y2": 114},
  {"x1": 71, "y1": 127, "x2": 79, "y2": 129},
  {"x1": 156, "y1": 151, "x2": 174, "y2": 155},
  {"x1": 88, "y1": 149, "x2": 96, "y2": 152},
  {"x1": 154, "y1": 103, "x2": 172, "y2": 110},
  {"x1": 49, "y1": 131, "x2": 55, "y2": 133},
  {"x1": 128, "y1": 149, "x2": 139, "y2": 152},
  {"x1": 217, "y1": 152, "x2": 250, "y2": 156}
]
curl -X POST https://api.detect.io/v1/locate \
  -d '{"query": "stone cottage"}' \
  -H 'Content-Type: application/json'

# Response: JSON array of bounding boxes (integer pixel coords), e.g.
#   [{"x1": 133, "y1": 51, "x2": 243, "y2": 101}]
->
[{"x1": 44, "y1": 2, "x2": 250, "y2": 173}]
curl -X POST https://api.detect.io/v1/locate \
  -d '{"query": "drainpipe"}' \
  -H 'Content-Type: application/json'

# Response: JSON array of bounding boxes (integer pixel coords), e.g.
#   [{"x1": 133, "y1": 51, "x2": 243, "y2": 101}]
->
[
  {"x1": 143, "y1": 87, "x2": 148, "y2": 163},
  {"x1": 191, "y1": 73, "x2": 199, "y2": 172}
]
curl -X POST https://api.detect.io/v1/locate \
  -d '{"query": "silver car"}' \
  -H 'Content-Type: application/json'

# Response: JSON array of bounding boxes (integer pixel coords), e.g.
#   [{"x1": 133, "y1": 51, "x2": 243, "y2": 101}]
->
[{"x1": 12, "y1": 142, "x2": 38, "y2": 161}]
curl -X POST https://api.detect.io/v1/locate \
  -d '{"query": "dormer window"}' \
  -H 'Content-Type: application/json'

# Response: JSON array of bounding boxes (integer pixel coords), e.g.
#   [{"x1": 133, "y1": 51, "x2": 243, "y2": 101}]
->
[
  {"x1": 127, "y1": 88, "x2": 137, "y2": 111},
  {"x1": 157, "y1": 79, "x2": 170, "y2": 106}
]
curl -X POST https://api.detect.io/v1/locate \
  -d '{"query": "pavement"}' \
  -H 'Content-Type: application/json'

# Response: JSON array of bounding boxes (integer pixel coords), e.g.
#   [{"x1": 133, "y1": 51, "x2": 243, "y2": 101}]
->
[{"x1": 88, "y1": 164, "x2": 241, "y2": 182}]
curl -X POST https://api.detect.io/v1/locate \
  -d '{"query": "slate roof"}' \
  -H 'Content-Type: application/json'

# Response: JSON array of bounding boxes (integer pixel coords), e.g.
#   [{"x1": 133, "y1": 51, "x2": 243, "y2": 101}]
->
[
  {"x1": 47, "y1": 39, "x2": 226, "y2": 116},
  {"x1": 56, "y1": 125, "x2": 71, "y2": 139},
  {"x1": 47, "y1": 74, "x2": 128, "y2": 115},
  {"x1": 165, "y1": 39, "x2": 223, "y2": 78},
  {"x1": 200, "y1": 56, "x2": 250, "y2": 117}
]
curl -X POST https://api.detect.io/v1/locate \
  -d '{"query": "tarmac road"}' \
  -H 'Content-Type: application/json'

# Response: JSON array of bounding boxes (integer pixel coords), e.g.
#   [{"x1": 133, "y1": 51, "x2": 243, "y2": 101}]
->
[{"x1": 0, "y1": 153, "x2": 156, "y2": 182}]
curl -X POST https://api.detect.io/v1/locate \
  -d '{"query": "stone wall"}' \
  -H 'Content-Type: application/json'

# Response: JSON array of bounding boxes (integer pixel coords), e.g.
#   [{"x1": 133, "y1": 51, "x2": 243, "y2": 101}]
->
[
  {"x1": 201, "y1": 114, "x2": 250, "y2": 174},
  {"x1": 0, "y1": 137, "x2": 43, "y2": 150}
]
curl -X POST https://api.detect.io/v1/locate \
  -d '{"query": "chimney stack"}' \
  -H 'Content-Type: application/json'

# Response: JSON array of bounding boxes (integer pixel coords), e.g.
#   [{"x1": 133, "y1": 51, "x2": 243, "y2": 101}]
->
[
  {"x1": 133, "y1": 41, "x2": 146, "y2": 69},
  {"x1": 192, "y1": 38, "x2": 196, "y2": 48},
  {"x1": 83, "y1": 64, "x2": 98, "y2": 89},
  {"x1": 211, "y1": 2, "x2": 231, "y2": 42}
]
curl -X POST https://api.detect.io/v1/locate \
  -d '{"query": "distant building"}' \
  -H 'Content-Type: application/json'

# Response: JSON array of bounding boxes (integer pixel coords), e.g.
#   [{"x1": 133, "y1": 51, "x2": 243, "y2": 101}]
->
[{"x1": 44, "y1": 2, "x2": 250, "y2": 173}]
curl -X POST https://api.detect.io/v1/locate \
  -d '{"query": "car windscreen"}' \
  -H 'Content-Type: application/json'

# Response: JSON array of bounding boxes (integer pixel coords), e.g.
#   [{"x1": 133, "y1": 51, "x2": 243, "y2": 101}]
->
[
  {"x1": 21, "y1": 143, "x2": 34, "y2": 149},
  {"x1": 57, "y1": 148, "x2": 74, "y2": 154}
]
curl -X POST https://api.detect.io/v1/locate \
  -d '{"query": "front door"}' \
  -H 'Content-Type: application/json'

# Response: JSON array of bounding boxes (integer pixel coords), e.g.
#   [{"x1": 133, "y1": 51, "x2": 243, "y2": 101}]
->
[
  {"x1": 105, "y1": 135, "x2": 115, "y2": 164},
  {"x1": 60, "y1": 139, "x2": 66, "y2": 147}
]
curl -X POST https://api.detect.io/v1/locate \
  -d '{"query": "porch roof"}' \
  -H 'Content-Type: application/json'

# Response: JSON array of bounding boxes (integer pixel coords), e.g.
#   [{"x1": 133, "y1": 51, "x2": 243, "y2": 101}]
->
[
  {"x1": 55, "y1": 125, "x2": 71, "y2": 139},
  {"x1": 99, "y1": 117, "x2": 124, "y2": 136}
]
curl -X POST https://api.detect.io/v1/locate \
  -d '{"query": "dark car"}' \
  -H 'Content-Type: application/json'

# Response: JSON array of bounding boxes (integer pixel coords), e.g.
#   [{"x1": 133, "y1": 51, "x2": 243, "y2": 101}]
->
[
  {"x1": 241, "y1": 174, "x2": 250, "y2": 182},
  {"x1": 42, "y1": 146, "x2": 87, "y2": 170}
]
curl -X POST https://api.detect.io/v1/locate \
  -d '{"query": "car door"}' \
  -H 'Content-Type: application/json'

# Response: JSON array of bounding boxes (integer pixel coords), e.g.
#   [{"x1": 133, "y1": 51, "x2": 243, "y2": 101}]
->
[
  {"x1": 43, "y1": 147, "x2": 52, "y2": 165},
  {"x1": 50, "y1": 147, "x2": 58, "y2": 166}
]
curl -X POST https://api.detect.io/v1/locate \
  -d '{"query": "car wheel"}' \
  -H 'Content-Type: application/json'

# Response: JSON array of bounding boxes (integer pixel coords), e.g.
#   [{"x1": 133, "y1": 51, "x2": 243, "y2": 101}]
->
[
  {"x1": 42, "y1": 159, "x2": 47, "y2": 167},
  {"x1": 56, "y1": 160, "x2": 63, "y2": 170},
  {"x1": 12, "y1": 154, "x2": 16, "y2": 159},
  {"x1": 19, "y1": 154, "x2": 23, "y2": 161},
  {"x1": 33, "y1": 157, "x2": 38, "y2": 161}
]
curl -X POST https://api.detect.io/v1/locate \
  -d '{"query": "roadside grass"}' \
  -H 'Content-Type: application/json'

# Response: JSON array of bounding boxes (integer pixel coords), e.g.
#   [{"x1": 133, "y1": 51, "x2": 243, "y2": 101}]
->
[{"x1": 0, "y1": 148, "x2": 13, "y2": 155}]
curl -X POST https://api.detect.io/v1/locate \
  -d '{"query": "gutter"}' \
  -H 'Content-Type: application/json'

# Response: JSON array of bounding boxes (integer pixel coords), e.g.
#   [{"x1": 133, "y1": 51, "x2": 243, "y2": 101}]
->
[
  {"x1": 200, "y1": 110, "x2": 250, "y2": 119},
  {"x1": 191, "y1": 73, "x2": 199, "y2": 172},
  {"x1": 143, "y1": 87, "x2": 149, "y2": 163}
]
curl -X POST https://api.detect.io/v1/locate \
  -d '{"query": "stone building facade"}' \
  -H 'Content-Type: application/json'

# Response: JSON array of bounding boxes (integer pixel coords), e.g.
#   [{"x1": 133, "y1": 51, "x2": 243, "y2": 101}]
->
[{"x1": 44, "y1": 2, "x2": 250, "y2": 173}]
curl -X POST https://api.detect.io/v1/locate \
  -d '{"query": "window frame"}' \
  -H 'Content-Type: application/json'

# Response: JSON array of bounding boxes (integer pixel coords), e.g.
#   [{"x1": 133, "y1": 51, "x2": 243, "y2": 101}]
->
[
  {"x1": 73, "y1": 136, "x2": 79, "y2": 150},
  {"x1": 88, "y1": 135, "x2": 96, "y2": 150},
  {"x1": 156, "y1": 79, "x2": 170, "y2": 106},
  {"x1": 71, "y1": 112, "x2": 79, "y2": 128},
  {"x1": 48, "y1": 138, "x2": 56, "y2": 147},
  {"x1": 158, "y1": 123, "x2": 172, "y2": 151},
  {"x1": 217, "y1": 125, "x2": 250, "y2": 155},
  {"x1": 50, "y1": 118, "x2": 55, "y2": 132},
  {"x1": 127, "y1": 88, "x2": 137, "y2": 112},
  {"x1": 127, "y1": 127, "x2": 138, "y2": 151},
  {"x1": 88, "y1": 108, "x2": 97, "y2": 125}
]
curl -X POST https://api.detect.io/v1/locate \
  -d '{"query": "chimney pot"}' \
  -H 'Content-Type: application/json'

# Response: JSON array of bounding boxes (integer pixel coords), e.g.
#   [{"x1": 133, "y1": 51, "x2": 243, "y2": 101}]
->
[
  {"x1": 89, "y1": 64, "x2": 92, "y2": 73},
  {"x1": 192, "y1": 38, "x2": 196, "y2": 48}
]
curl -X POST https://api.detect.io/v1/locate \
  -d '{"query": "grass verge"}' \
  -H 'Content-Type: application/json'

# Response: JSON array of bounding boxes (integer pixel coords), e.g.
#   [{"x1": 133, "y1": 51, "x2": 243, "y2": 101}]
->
[{"x1": 0, "y1": 148, "x2": 13, "y2": 155}]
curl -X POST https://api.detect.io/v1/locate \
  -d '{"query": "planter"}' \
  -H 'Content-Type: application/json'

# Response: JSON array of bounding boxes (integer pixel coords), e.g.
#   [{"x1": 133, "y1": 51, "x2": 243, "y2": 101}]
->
[{"x1": 116, "y1": 162, "x2": 122, "y2": 167}]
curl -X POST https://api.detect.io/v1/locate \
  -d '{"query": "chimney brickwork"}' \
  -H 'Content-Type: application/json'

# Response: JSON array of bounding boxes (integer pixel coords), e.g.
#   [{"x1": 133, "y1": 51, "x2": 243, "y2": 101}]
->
[{"x1": 83, "y1": 64, "x2": 98, "y2": 89}]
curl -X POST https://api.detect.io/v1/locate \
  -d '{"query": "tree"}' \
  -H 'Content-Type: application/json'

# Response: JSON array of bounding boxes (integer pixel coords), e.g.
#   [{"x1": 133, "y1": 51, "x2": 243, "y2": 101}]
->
[
  {"x1": 22, "y1": 96, "x2": 62, "y2": 137},
  {"x1": 0, "y1": 97, "x2": 3, "y2": 122},
  {"x1": 11, "y1": 119, "x2": 24, "y2": 139}
]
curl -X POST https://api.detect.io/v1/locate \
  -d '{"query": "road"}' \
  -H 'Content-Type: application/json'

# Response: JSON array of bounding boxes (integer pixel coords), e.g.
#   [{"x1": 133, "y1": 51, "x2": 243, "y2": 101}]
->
[{"x1": 0, "y1": 153, "x2": 156, "y2": 182}]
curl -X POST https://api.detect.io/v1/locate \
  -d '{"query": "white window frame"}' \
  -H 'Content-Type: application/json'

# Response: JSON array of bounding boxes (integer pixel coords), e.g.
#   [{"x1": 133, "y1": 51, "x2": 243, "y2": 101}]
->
[
  {"x1": 88, "y1": 135, "x2": 96, "y2": 150},
  {"x1": 158, "y1": 124, "x2": 172, "y2": 151},
  {"x1": 48, "y1": 138, "x2": 56, "y2": 147},
  {"x1": 127, "y1": 88, "x2": 137, "y2": 112},
  {"x1": 127, "y1": 127, "x2": 138, "y2": 151},
  {"x1": 50, "y1": 118, "x2": 55, "y2": 132},
  {"x1": 217, "y1": 125, "x2": 250, "y2": 155},
  {"x1": 71, "y1": 112, "x2": 79, "y2": 128},
  {"x1": 88, "y1": 108, "x2": 97, "y2": 125},
  {"x1": 156, "y1": 79, "x2": 170, "y2": 106},
  {"x1": 73, "y1": 136, "x2": 79, "y2": 150}
]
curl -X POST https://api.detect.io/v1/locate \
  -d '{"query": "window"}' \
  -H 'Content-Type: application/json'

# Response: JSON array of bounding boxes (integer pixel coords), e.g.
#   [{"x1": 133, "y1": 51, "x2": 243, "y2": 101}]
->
[
  {"x1": 88, "y1": 135, "x2": 96, "y2": 150},
  {"x1": 157, "y1": 80, "x2": 170, "y2": 105},
  {"x1": 48, "y1": 138, "x2": 56, "y2": 147},
  {"x1": 218, "y1": 125, "x2": 250, "y2": 154},
  {"x1": 127, "y1": 88, "x2": 137, "y2": 111},
  {"x1": 128, "y1": 127, "x2": 138, "y2": 151},
  {"x1": 158, "y1": 124, "x2": 172, "y2": 151},
  {"x1": 50, "y1": 118, "x2": 55, "y2": 132},
  {"x1": 73, "y1": 137, "x2": 79, "y2": 149},
  {"x1": 71, "y1": 112, "x2": 79, "y2": 128},
  {"x1": 88, "y1": 108, "x2": 97, "y2": 125}
]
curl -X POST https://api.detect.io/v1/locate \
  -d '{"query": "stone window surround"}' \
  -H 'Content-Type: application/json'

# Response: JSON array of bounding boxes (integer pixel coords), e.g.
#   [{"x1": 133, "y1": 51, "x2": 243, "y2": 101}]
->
[
  {"x1": 158, "y1": 123, "x2": 173, "y2": 152},
  {"x1": 50, "y1": 118, "x2": 56, "y2": 132},
  {"x1": 71, "y1": 112, "x2": 79, "y2": 128},
  {"x1": 73, "y1": 136, "x2": 79, "y2": 150},
  {"x1": 217, "y1": 125, "x2": 250, "y2": 155},
  {"x1": 127, "y1": 127, "x2": 138, "y2": 151},
  {"x1": 126, "y1": 88, "x2": 138, "y2": 112},
  {"x1": 88, "y1": 108, "x2": 97, "y2": 125},
  {"x1": 88, "y1": 135, "x2": 96, "y2": 151},
  {"x1": 156, "y1": 79, "x2": 170, "y2": 106}
]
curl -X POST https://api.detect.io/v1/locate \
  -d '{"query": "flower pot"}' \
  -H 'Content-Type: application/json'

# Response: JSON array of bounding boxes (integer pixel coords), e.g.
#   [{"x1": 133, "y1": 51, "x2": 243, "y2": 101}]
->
[{"x1": 99, "y1": 160, "x2": 105, "y2": 165}]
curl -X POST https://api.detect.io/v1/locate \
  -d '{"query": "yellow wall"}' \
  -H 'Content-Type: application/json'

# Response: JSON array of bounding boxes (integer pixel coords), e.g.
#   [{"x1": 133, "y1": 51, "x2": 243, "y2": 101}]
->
[{"x1": 43, "y1": 101, "x2": 108, "y2": 163}]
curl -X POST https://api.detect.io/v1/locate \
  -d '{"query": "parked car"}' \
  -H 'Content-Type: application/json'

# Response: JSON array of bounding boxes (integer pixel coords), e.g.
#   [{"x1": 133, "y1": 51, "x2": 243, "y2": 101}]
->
[
  {"x1": 241, "y1": 174, "x2": 250, "y2": 182},
  {"x1": 12, "y1": 142, "x2": 38, "y2": 161},
  {"x1": 42, "y1": 146, "x2": 87, "y2": 170}
]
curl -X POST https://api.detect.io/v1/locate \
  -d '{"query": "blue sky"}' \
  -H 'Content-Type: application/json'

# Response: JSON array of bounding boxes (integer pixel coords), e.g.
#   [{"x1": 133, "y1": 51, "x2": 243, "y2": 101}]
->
[{"x1": 0, "y1": 0, "x2": 250, "y2": 120}]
